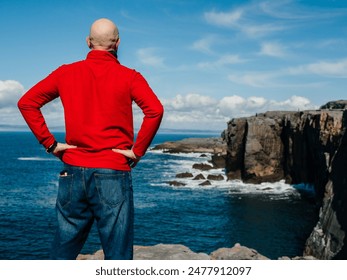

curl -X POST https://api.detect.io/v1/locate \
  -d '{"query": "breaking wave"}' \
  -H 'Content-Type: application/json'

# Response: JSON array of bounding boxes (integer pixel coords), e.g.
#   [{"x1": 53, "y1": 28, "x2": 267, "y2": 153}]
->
[{"x1": 148, "y1": 150, "x2": 300, "y2": 199}]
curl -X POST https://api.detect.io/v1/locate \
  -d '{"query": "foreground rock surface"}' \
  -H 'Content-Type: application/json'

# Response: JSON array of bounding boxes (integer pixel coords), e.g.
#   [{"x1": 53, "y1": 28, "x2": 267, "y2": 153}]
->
[{"x1": 77, "y1": 243, "x2": 272, "y2": 260}]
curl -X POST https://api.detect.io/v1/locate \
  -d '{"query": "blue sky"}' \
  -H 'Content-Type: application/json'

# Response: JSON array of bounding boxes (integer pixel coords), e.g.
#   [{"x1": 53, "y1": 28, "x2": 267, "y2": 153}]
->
[{"x1": 1, "y1": 0, "x2": 347, "y2": 131}]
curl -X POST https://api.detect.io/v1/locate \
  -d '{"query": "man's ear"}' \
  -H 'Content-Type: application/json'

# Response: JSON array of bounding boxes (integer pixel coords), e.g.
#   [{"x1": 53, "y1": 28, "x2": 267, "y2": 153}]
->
[
  {"x1": 116, "y1": 38, "x2": 120, "y2": 49},
  {"x1": 86, "y1": 36, "x2": 92, "y2": 49}
]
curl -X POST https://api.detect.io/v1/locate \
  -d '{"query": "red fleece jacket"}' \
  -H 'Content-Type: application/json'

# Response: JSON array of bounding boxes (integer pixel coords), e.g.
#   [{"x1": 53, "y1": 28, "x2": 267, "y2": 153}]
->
[{"x1": 18, "y1": 50, "x2": 164, "y2": 171}]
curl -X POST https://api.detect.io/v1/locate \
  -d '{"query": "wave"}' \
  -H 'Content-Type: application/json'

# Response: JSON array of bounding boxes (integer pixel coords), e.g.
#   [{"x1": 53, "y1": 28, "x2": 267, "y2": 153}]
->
[
  {"x1": 17, "y1": 157, "x2": 58, "y2": 161},
  {"x1": 155, "y1": 178, "x2": 300, "y2": 199},
  {"x1": 149, "y1": 149, "x2": 210, "y2": 158},
  {"x1": 148, "y1": 151, "x2": 300, "y2": 199}
]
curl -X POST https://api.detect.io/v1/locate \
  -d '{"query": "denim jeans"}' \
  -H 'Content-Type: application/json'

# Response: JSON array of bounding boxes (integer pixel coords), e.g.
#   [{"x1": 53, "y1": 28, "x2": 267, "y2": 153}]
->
[{"x1": 50, "y1": 164, "x2": 134, "y2": 260}]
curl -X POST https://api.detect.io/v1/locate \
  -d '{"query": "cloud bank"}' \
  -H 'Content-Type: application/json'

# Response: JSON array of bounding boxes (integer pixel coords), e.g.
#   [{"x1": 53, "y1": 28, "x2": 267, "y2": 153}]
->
[{"x1": 0, "y1": 80, "x2": 319, "y2": 132}]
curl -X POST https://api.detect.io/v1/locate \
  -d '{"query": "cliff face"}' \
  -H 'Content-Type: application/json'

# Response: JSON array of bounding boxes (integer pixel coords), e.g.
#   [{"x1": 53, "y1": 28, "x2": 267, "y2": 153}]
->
[
  {"x1": 222, "y1": 107, "x2": 347, "y2": 259},
  {"x1": 222, "y1": 110, "x2": 344, "y2": 195},
  {"x1": 304, "y1": 121, "x2": 347, "y2": 259}
]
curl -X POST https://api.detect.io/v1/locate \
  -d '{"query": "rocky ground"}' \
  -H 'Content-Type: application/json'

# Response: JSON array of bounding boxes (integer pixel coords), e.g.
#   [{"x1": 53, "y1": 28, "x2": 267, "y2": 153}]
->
[{"x1": 77, "y1": 243, "x2": 316, "y2": 260}]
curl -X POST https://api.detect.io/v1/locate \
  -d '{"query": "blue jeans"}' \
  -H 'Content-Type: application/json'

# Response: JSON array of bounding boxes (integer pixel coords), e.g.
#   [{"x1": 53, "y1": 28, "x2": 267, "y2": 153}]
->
[{"x1": 50, "y1": 164, "x2": 134, "y2": 260}]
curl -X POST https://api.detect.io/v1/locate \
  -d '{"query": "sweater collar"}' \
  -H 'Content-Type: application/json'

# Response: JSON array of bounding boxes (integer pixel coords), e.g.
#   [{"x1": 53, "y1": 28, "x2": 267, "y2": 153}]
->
[{"x1": 86, "y1": 50, "x2": 120, "y2": 64}]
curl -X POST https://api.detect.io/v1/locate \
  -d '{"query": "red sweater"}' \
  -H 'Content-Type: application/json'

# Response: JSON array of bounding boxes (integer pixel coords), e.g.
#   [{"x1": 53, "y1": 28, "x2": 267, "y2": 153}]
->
[{"x1": 18, "y1": 50, "x2": 164, "y2": 171}]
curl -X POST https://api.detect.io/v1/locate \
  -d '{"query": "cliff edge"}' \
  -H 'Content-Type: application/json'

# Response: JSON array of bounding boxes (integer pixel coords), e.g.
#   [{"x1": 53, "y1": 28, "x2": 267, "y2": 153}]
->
[{"x1": 222, "y1": 101, "x2": 347, "y2": 259}]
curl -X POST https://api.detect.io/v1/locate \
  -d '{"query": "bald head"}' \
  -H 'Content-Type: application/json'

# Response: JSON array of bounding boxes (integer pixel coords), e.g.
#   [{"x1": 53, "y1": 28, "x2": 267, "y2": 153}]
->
[{"x1": 87, "y1": 18, "x2": 120, "y2": 50}]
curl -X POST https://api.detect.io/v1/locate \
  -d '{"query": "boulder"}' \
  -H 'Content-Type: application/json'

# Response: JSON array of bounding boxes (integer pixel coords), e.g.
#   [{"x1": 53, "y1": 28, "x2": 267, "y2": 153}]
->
[
  {"x1": 192, "y1": 163, "x2": 214, "y2": 171},
  {"x1": 166, "y1": 181, "x2": 186, "y2": 187},
  {"x1": 193, "y1": 174, "x2": 205, "y2": 180},
  {"x1": 175, "y1": 172, "x2": 194, "y2": 178},
  {"x1": 210, "y1": 243, "x2": 269, "y2": 260},
  {"x1": 206, "y1": 174, "x2": 224, "y2": 181},
  {"x1": 199, "y1": 180, "x2": 211, "y2": 186}
]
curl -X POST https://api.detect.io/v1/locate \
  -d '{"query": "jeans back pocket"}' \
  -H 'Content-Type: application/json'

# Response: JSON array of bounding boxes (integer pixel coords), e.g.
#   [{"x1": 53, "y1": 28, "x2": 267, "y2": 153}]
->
[
  {"x1": 94, "y1": 173, "x2": 127, "y2": 207},
  {"x1": 58, "y1": 173, "x2": 73, "y2": 208}
]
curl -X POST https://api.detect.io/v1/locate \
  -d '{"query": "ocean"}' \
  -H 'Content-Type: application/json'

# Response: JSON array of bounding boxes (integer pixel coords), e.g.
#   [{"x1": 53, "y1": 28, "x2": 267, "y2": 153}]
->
[{"x1": 0, "y1": 131, "x2": 318, "y2": 260}]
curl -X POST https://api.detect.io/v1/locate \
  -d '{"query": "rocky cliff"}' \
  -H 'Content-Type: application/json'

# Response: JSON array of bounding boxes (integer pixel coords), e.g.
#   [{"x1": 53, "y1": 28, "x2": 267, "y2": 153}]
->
[
  {"x1": 304, "y1": 119, "x2": 347, "y2": 259},
  {"x1": 222, "y1": 101, "x2": 347, "y2": 259}
]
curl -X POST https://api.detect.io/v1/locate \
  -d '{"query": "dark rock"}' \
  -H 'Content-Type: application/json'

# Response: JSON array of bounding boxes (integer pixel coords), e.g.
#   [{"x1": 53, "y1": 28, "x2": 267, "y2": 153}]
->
[
  {"x1": 210, "y1": 153, "x2": 226, "y2": 168},
  {"x1": 304, "y1": 110, "x2": 347, "y2": 259},
  {"x1": 166, "y1": 181, "x2": 186, "y2": 187},
  {"x1": 193, "y1": 174, "x2": 205, "y2": 180},
  {"x1": 320, "y1": 100, "x2": 347, "y2": 110},
  {"x1": 207, "y1": 174, "x2": 224, "y2": 181},
  {"x1": 199, "y1": 180, "x2": 211, "y2": 186},
  {"x1": 175, "y1": 172, "x2": 194, "y2": 178},
  {"x1": 193, "y1": 163, "x2": 214, "y2": 171}
]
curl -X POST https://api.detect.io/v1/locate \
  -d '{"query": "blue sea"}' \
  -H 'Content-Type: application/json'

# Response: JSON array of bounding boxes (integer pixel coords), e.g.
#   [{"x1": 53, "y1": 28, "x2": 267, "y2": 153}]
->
[{"x1": 0, "y1": 131, "x2": 317, "y2": 260}]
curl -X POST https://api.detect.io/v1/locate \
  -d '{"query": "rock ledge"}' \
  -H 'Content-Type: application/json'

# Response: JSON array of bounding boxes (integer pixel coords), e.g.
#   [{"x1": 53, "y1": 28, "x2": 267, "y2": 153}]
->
[{"x1": 77, "y1": 243, "x2": 315, "y2": 260}]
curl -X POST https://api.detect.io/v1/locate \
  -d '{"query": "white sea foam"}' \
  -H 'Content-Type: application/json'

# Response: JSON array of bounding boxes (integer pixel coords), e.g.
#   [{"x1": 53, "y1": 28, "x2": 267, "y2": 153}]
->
[
  {"x1": 149, "y1": 149, "x2": 211, "y2": 158},
  {"x1": 149, "y1": 150, "x2": 299, "y2": 198},
  {"x1": 17, "y1": 157, "x2": 58, "y2": 161}
]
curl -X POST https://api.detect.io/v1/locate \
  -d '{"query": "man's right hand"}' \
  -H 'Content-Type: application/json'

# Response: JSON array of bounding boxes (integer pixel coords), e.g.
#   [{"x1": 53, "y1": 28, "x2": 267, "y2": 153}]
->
[{"x1": 112, "y1": 149, "x2": 141, "y2": 168}]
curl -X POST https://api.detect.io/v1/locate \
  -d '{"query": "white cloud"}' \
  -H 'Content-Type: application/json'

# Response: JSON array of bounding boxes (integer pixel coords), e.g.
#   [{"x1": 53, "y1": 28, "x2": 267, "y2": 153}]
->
[
  {"x1": 268, "y1": 95, "x2": 313, "y2": 111},
  {"x1": 287, "y1": 58, "x2": 347, "y2": 78},
  {"x1": 136, "y1": 48, "x2": 165, "y2": 67},
  {"x1": 259, "y1": 42, "x2": 287, "y2": 57},
  {"x1": 203, "y1": 4, "x2": 287, "y2": 38},
  {"x1": 228, "y1": 57, "x2": 347, "y2": 88},
  {"x1": 204, "y1": 9, "x2": 243, "y2": 27},
  {"x1": 241, "y1": 23, "x2": 285, "y2": 38},
  {"x1": 162, "y1": 93, "x2": 216, "y2": 111},
  {"x1": 198, "y1": 54, "x2": 244, "y2": 69},
  {"x1": 191, "y1": 36, "x2": 216, "y2": 54},
  {"x1": 0, "y1": 80, "x2": 65, "y2": 129},
  {"x1": 306, "y1": 59, "x2": 347, "y2": 77},
  {"x1": 203, "y1": 0, "x2": 347, "y2": 39},
  {"x1": 158, "y1": 93, "x2": 317, "y2": 130},
  {"x1": 0, "y1": 80, "x2": 24, "y2": 108},
  {"x1": 259, "y1": 0, "x2": 347, "y2": 20},
  {"x1": 228, "y1": 72, "x2": 276, "y2": 87}
]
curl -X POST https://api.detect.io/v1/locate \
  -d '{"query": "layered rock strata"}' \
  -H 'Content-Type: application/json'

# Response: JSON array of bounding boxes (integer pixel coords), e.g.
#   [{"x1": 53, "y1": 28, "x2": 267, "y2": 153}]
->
[
  {"x1": 222, "y1": 106, "x2": 347, "y2": 259},
  {"x1": 304, "y1": 119, "x2": 347, "y2": 259},
  {"x1": 222, "y1": 110, "x2": 344, "y2": 196}
]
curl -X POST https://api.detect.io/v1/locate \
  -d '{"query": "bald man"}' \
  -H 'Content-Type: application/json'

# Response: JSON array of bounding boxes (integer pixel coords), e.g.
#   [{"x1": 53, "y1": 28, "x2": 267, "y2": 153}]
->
[{"x1": 18, "y1": 18, "x2": 164, "y2": 260}]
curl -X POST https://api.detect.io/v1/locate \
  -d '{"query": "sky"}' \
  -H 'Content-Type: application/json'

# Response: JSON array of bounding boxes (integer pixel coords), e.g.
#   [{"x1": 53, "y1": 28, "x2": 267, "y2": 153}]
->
[{"x1": 1, "y1": 0, "x2": 347, "y2": 132}]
